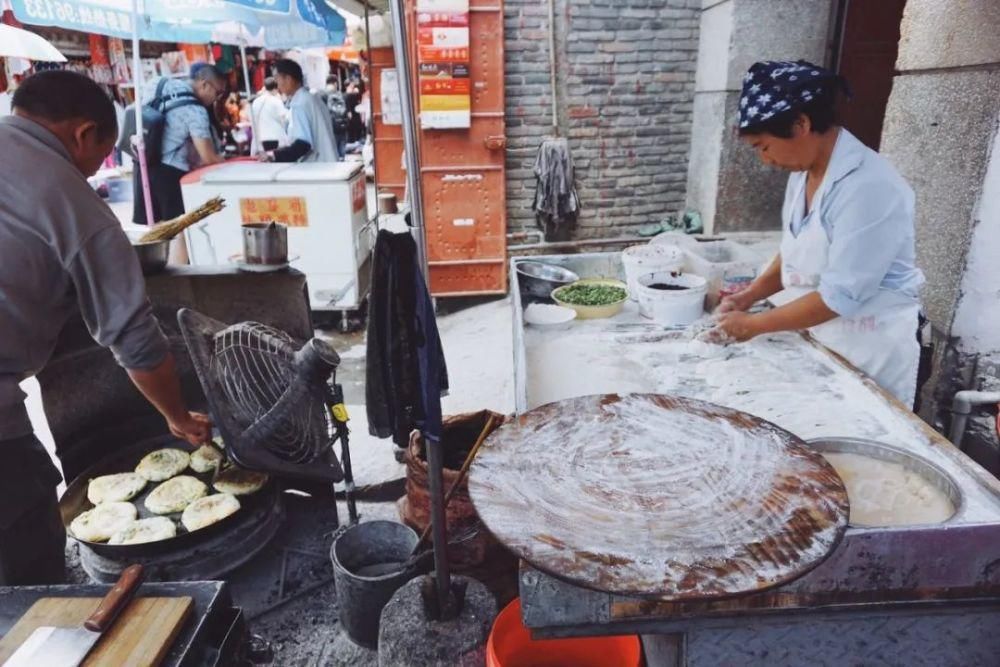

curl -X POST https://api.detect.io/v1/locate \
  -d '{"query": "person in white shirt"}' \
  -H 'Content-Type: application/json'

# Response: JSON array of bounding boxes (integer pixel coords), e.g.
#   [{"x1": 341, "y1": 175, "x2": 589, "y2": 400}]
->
[{"x1": 251, "y1": 77, "x2": 288, "y2": 155}]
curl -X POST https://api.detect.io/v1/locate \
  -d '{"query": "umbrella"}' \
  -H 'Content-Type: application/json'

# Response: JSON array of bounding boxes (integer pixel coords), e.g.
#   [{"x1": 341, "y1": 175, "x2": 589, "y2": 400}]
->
[{"x1": 0, "y1": 22, "x2": 66, "y2": 61}]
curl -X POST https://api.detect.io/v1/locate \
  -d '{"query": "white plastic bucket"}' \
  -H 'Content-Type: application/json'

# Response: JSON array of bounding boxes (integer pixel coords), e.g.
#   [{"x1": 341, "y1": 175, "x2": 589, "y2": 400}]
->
[
  {"x1": 622, "y1": 244, "x2": 684, "y2": 301},
  {"x1": 637, "y1": 272, "x2": 707, "y2": 325}
]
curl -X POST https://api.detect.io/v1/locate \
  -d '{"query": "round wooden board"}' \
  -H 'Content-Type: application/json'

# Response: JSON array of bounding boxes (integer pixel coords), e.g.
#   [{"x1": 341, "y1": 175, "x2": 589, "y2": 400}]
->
[{"x1": 469, "y1": 394, "x2": 849, "y2": 600}]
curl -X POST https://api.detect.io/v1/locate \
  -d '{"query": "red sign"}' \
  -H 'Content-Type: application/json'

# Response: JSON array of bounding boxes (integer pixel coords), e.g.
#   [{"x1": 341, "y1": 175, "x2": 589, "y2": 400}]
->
[
  {"x1": 240, "y1": 197, "x2": 309, "y2": 227},
  {"x1": 351, "y1": 178, "x2": 366, "y2": 214}
]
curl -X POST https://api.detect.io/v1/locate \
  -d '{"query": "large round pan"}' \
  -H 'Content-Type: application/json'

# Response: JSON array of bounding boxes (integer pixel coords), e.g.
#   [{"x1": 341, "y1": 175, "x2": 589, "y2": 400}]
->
[{"x1": 60, "y1": 434, "x2": 278, "y2": 559}]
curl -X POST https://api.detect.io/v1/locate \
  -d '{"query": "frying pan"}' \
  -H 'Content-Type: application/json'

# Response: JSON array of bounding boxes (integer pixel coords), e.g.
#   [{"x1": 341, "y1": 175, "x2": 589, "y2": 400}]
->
[{"x1": 60, "y1": 434, "x2": 278, "y2": 559}]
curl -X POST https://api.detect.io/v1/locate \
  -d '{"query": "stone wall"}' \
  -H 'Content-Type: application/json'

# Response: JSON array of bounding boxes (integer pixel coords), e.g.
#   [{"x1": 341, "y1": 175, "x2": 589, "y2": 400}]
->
[
  {"x1": 504, "y1": 0, "x2": 701, "y2": 239},
  {"x1": 685, "y1": 0, "x2": 836, "y2": 234},
  {"x1": 879, "y1": 0, "x2": 1000, "y2": 469}
]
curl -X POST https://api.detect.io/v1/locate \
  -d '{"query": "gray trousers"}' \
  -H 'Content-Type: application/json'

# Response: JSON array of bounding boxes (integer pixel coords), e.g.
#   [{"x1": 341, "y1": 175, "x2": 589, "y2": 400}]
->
[{"x1": 0, "y1": 435, "x2": 66, "y2": 586}]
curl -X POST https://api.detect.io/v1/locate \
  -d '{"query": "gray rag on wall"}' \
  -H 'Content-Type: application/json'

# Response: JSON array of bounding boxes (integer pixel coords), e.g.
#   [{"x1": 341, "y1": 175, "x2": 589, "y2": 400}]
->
[{"x1": 532, "y1": 137, "x2": 580, "y2": 241}]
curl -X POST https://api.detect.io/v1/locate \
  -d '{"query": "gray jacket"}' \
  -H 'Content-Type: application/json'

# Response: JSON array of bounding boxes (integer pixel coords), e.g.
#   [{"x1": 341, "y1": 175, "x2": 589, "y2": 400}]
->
[{"x1": 0, "y1": 115, "x2": 169, "y2": 441}]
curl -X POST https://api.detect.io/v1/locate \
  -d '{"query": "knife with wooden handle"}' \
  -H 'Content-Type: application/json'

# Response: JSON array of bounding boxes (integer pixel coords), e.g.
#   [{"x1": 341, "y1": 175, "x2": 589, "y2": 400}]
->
[{"x1": 3, "y1": 564, "x2": 145, "y2": 667}]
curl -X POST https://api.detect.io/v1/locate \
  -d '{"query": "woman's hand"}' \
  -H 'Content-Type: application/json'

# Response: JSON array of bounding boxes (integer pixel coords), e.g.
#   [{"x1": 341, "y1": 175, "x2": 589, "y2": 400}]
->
[
  {"x1": 716, "y1": 289, "x2": 756, "y2": 315},
  {"x1": 714, "y1": 311, "x2": 763, "y2": 343}
]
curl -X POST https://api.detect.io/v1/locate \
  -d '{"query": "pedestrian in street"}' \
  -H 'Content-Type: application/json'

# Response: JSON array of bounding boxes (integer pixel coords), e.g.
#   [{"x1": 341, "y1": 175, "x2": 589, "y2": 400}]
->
[
  {"x1": 132, "y1": 62, "x2": 226, "y2": 225},
  {"x1": 325, "y1": 75, "x2": 348, "y2": 159},
  {"x1": 715, "y1": 60, "x2": 925, "y2": 407},
  {"x1": 251, "y1": 77, "x2": 288, "y2": 154},
  {"x1": 0, "y1": 71, "x2": 211, "y2": 585},
  {"x1": 344, "y1": 81, "x2": 365, "y2": 147},
  {"x1": 259, "y1": 59, "x2": 338, "y2": 163}
]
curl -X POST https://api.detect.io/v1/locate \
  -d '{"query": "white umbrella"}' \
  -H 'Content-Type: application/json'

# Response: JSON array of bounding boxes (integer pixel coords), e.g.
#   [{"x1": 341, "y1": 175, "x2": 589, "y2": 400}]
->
[{"x1": 0, "y1": 23, "x2": 66, "y2": 62}]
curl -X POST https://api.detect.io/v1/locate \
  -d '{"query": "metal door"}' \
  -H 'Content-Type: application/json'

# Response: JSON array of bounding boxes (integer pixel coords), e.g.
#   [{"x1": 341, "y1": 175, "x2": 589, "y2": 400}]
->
[{"x1": 372, "y1": 0, "x2": 507, "y2": 296}]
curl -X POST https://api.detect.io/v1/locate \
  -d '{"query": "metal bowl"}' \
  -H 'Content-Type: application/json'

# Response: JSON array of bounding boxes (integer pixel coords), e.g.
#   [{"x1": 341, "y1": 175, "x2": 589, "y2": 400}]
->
[
  {"x1": 515, "y1": 261, "x2": 580, "y2": 299},
  {"x1": 806, "y1": 437, "x2": 963, "y2": 526},
  {"x1": 127, "y1": 232, "x2": 169, "y2": 275}
]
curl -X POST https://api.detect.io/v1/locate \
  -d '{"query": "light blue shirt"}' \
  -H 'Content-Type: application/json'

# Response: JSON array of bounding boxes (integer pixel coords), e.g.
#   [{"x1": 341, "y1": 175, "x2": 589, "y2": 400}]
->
[
  {"x1": 782, "y1": 129, "x2": 925, "y2": 317},
  {"x1": 142, "y1": 77, "x2": 212, "y2": 172},
  {"x1": 287, "y1": 87, "x2": 316, "y2": 147}
]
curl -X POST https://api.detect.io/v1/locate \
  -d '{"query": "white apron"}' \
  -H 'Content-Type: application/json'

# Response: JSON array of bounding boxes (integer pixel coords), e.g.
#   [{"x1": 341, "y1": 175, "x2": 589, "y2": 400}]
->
[{"x1": 781, "y1": 195, "x2": 920, "y2": 407}]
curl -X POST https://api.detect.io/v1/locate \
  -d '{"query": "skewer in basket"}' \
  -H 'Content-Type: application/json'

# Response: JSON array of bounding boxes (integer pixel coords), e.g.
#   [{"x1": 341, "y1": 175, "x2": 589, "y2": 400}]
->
[{"x1": 138, "y1": 196, "x2": 227, "y2": 243}]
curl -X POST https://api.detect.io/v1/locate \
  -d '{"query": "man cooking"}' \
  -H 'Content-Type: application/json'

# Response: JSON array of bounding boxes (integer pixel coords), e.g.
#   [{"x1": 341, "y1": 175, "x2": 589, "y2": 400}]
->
[
  {"x1": 714, "y1": 60, "x2": 925, "y2": 407},
  {"x1": 0, "y1": 71, "x2": 210, "y2": 585}
]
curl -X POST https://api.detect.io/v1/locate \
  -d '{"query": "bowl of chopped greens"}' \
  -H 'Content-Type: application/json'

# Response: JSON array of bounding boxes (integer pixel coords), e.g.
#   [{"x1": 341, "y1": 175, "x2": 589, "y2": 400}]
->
[{"x1": 551, "y1": 279, "x2": 629, "y2": 319}]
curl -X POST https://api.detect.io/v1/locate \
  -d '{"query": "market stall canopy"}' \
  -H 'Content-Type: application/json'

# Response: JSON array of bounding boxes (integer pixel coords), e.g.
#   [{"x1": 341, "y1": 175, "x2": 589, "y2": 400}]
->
[
  {"x1": 218, "y1": 0, "x2": 345, "y2": 48},
  {"x1": 0, "y1": 22, "x2": 66, "y2": 60},
  {"x1": 7, "y1": 0, "x2": 267, "y2": 43}
]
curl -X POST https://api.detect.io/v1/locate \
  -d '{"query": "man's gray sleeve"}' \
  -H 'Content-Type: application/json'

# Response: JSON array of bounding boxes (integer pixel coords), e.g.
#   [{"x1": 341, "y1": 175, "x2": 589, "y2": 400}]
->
[{"x1": 66, "y1": 225, "x2": 170, "y2": 370}]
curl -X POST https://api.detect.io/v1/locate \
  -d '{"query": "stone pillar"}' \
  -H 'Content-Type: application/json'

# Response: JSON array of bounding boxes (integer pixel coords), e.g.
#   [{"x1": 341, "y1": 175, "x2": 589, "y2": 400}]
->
[
  {"x1": 879, "y1": 1, "x2": 1000, "y2": 457},
  {"x1": 686, "y1": 0, "x2": 836, "y2": 233}
]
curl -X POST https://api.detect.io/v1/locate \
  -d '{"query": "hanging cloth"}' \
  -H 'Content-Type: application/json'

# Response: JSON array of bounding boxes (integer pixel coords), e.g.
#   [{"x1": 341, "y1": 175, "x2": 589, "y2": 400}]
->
[
  {"x1": 366, "y1": 230, "x2": 449, "y2": 446},
  {"x1": 532, "y1": 137, "x2": 580, "y2": 241}
]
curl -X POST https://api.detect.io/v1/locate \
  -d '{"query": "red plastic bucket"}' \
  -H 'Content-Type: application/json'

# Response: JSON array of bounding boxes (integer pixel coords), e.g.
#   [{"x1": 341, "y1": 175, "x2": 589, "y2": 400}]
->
[{"x1": 487, "y1": 598, "x2": 642, "y2": 667}]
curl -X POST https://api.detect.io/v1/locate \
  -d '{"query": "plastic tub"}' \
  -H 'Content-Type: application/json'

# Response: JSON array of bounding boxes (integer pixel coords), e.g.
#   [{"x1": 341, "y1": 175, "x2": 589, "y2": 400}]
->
[
  {"x1": 487, "y1": 598, "x2": 642, "y2": 667},
  {"x1": 636, "y1": 271, "x2": 707, "y2": 325},
  {"x1": 622, "y1": 243, "x2": 684, "y2": 301}
]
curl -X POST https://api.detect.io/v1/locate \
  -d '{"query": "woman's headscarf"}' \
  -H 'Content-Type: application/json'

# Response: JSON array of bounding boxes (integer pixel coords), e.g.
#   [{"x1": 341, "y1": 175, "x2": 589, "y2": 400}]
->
[{"x1": 737, "y1": 60, "x2": 849, "y2": 130}]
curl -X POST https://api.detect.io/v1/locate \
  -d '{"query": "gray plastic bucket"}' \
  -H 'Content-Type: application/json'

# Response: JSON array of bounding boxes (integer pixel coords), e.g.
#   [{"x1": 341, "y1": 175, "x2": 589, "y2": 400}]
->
[{"x1": 331, "y1": 521, "x2": 420, "y2": 649}]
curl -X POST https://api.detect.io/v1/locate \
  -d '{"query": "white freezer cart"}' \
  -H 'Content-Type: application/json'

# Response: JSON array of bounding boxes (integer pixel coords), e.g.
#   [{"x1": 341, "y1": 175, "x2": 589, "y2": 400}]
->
[{"x1": 181, "y1": 161, "x2": 375, "y2": 313}]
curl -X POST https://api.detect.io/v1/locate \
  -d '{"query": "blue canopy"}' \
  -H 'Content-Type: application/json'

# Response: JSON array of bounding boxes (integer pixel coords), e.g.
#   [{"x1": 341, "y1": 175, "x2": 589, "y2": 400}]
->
[
  {"x1": 10, "y1": 0, "x2": 259, "y2": 43},
  {"x1": 9, "y1": 0, "x2": 345, "y2": 47}
]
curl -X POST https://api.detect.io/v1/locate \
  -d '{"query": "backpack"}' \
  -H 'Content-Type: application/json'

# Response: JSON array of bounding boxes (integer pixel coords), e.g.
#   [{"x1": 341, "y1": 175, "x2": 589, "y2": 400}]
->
[
  {"x1": 327, "y1": 91, "x2": 348, "y2": 133},
  {"x1": 117, "y1": 78, "x2": 201, "y2": 165}
]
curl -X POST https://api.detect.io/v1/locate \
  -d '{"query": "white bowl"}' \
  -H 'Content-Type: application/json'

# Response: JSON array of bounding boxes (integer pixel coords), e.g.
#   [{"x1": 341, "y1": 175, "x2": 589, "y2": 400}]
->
[{"x1": 524, "y1": 303, "x2": 577, "y2": 330}]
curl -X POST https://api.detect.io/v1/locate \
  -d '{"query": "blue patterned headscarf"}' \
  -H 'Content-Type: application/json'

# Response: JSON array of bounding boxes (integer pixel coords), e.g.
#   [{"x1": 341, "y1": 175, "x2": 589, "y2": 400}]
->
[{"x1": 737, "y1": 60, "x2": 848, "y2": 130}]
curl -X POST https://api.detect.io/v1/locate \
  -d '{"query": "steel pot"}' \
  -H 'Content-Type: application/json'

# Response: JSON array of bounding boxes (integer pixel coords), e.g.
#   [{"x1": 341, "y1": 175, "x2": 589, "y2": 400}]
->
[
  {"x1": 127, "y1": 233, "x2": 169, "y2": 275},
  {"x1": 515, "y1": 261, "x2": 579, "y2": 300},
  {"x1": 243, "y1": 222, "x2": 288, "y2": 266}
]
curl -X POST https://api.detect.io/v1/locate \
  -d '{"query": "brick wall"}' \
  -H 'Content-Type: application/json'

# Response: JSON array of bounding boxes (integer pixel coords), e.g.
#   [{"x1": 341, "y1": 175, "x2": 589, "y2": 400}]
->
[{"x1": 504, "y1": 0, "x2": 700, "y2": 239}]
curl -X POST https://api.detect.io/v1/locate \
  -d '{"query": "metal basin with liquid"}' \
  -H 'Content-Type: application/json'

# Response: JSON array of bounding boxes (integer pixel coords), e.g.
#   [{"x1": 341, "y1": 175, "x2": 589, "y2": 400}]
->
[{"x1": 807, "y1": 437, "x2": 963, "y2": 527}]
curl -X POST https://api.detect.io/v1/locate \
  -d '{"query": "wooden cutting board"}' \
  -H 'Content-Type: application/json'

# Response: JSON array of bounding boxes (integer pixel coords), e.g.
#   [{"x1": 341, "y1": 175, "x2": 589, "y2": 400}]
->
[{"x1": 0, "y1": 596, "x2": 192, "y2": 667}]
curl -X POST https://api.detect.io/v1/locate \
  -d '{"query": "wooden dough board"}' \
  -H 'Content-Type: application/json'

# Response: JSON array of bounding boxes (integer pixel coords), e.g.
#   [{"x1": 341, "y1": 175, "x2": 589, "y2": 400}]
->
[{"x1": 0, "y1": 596, "x2": 192, "y2": 667}]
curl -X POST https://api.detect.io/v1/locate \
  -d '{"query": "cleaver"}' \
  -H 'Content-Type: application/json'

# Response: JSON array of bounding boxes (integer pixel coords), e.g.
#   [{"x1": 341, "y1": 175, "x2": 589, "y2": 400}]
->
[{"x1": 4, "y1": 564, "x2": 144, "y2": 667}]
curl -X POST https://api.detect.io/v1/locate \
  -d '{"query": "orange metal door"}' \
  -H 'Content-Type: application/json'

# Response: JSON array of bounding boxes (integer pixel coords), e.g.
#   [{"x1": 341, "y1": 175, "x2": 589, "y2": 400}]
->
[{"x1": 372, "y1": 1, "x2": 507, "y2": 297}]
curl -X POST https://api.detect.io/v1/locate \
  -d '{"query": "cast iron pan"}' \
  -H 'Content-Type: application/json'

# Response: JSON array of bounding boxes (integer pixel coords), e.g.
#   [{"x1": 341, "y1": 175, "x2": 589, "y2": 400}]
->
[{"x1": 60, "y1": 433, "x2": 278, "y2": 559}]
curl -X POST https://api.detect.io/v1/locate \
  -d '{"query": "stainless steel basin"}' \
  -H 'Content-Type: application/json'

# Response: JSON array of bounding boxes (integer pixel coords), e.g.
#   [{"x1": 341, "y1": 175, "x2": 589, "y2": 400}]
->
[{"x1": 807, "y1": 437, "x2": 963, "y2": 526}]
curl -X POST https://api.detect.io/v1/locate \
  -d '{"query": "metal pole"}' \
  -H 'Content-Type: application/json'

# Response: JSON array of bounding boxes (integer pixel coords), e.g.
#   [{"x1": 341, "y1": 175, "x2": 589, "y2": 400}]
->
[
  {"x1": 387, "y1": 1, "x2": 446, "y2": 612},
  {"x1": 130, "y1": 0, "x2": 155, "y2": 226},
  {"x1": 387, "y1": 0, "x2": 430, "y2": 284},
  {"x1": 547, "y1": 0, "x2": 559, "y2": 136},
  {"x1": 239, "y1": 40, "x2": 258, "y2": 152},
  {"x1": 424, "y1": 433, "x2": 452, "y2": 617}
]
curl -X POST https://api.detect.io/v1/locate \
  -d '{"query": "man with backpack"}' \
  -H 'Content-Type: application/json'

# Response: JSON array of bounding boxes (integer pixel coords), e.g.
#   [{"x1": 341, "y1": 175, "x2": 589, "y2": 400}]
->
[
  {"x1": 325, "y1": 76, "x2": 348, "y2": 160},
  {"x1": 128, "y1": 62, "x2": 226, "y2": 225}
]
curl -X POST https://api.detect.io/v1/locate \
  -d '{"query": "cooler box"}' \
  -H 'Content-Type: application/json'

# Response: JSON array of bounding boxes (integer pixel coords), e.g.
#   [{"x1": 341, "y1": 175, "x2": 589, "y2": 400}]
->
[{"x1": 181, "y1": 161, "x2": 374, "y2": 311}]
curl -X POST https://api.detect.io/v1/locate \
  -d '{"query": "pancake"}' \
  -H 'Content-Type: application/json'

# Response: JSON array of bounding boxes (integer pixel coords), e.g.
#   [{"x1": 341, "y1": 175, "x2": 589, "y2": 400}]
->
[
  {"x1": 108, "y1": 516, "x2": 177, "y2": 545},
  {"x1": 70, "y1": 502, "x2": 137, "y2": 542},
  {"x1": 189, "y1": 444, "x2": 224, "y2": 473},
  {"x1": 87, "y1": 472, "x2": 147, "y2": 504},
  {"x1": 145, "y1": 475, "x2": 208, "y2": 514},
  {"x1": 135, "y1": 449, "x2": 191, "y2": 482},
  {"x1": 181, "y1": 493, "x2": 241, "y2": 532},
  {"x1": 213, "y1": 467, "x2": 269, "y2": 496}
]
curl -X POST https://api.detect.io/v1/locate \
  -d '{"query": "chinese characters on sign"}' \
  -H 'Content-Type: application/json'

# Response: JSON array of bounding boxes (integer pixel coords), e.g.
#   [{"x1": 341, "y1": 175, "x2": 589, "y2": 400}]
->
[
  {"x1": 416, "y1": 0, "x2": 471, "y2": 129},
  {"x1": 240, "y1": 197, "x2": 309, "y2": 227},
  {"x1": 12, "y1": 0, "x2": 134, "y2": 39}
]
